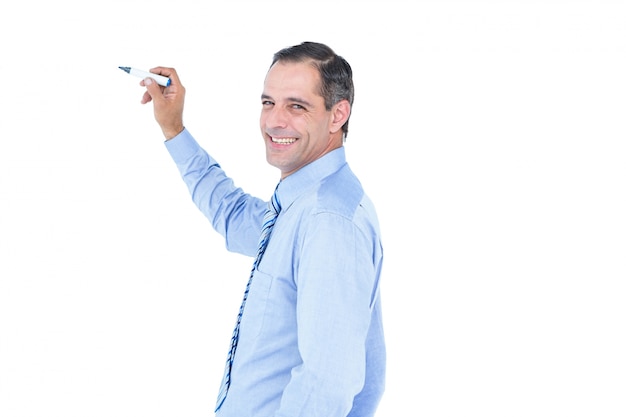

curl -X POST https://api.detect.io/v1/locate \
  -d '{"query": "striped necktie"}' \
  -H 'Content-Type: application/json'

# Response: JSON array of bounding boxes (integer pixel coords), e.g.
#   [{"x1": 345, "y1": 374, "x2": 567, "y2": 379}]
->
[{"x1": 215, "y1": 187, "x2": 282, "y2": 411}]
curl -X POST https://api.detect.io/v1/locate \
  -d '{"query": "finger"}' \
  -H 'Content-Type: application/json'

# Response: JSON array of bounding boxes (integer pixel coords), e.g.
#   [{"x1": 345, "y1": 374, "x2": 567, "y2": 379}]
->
[
  {"x1": 141, "y1": 76, "x2": 164, "y2": 104},
  {"x1": 140, "y1": 89, "x2": 153, "y2": 104},
  {"x1": 149, "y1": 66, "x2": 183, "y2": 87}
]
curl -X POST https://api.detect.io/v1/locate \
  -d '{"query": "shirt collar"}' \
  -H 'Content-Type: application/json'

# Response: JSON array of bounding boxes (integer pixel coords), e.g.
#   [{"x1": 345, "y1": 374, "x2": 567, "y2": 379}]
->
[{"x1": 275, "y1": 147, "x2": 347, "y2": 211}]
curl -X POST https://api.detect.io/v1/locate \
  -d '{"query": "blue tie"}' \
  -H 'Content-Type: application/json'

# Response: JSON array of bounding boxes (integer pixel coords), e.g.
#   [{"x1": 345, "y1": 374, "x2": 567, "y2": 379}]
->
[{"x1": 215, "y1": 187, "x2": 282, "y2": 411}]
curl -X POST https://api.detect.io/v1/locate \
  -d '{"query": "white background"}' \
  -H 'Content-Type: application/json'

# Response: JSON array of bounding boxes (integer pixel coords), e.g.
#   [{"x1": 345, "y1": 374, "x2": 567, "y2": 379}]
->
[{"x1": 1, "y1": 1, "x2": 625, "y2": 416}]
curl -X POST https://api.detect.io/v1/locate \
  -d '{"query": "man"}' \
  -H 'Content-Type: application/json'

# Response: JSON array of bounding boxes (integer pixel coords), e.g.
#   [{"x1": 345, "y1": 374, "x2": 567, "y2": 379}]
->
[{"x1": 139, "y1": 41, "x2": 385, "y2": 417}]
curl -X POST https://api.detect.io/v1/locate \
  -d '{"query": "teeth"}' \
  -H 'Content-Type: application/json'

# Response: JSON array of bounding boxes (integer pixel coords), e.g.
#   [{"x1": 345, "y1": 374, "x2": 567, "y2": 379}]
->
[{"x1": 271, "y1": 137, "x2": 297, "y2": 144}]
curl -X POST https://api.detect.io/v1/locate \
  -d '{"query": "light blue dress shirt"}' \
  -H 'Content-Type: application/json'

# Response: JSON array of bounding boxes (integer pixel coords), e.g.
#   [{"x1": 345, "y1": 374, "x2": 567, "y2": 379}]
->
[{"x1": 165, "y1": 129, "x2": 386, "y2": 417}]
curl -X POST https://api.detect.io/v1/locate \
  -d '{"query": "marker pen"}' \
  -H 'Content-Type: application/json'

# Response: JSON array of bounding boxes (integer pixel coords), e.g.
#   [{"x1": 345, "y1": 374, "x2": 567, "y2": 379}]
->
[{"x1": 118, "y1": 66, "x2": 171, "y2": 87}]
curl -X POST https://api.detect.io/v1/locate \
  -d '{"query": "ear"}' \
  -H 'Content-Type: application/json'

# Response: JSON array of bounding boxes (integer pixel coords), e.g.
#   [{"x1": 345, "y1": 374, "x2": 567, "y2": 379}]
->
[{"x1": 329, "y1": 100, "x2": 351, "y2": 134}]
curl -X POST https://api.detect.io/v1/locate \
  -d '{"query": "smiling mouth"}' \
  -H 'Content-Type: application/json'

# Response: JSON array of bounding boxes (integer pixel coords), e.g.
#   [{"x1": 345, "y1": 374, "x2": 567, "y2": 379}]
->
[{"x1": 271, "y1": 137, "x2": 297, "y2": 144}]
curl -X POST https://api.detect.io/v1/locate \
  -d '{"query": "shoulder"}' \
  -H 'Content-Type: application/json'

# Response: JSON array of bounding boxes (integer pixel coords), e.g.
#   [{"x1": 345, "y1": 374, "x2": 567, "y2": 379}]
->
[{"x1": 316, "y1": 164, "x2": 365, "y2": 219}]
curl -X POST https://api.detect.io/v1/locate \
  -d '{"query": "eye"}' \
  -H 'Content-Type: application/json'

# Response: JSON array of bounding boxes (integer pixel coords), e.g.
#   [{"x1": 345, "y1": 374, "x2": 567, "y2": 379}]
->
[
  {"x1": 291, "y1": 103, "x2": 305, "y2": 110},
  {"x1": 262, "y1": 100, "x2": 274, "y2": 106}
]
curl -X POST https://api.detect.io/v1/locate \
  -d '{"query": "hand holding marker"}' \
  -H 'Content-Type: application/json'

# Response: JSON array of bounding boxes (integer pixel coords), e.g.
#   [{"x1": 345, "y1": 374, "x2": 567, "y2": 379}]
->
[{"x1": 118, "y1": 66, "x2": 171, "y2": 87}]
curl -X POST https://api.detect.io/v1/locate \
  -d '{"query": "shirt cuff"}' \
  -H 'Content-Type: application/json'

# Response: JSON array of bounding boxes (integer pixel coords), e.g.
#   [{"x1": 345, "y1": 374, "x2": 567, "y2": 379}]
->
[{"x1": 164, "y1": 128, "x2": 201, "y2": 164}]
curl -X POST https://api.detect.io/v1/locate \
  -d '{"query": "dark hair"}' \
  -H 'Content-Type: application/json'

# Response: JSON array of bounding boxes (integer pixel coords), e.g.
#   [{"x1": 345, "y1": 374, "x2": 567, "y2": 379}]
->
[{"x1": 271, "y1": 42, "x2": 354, "y2": 139}]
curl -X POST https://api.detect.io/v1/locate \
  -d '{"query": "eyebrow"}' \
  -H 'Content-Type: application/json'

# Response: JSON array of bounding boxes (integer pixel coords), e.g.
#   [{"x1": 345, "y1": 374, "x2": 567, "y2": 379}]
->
[{"x1": 261, "y1": 94, "x2": 314, "y2": 108}]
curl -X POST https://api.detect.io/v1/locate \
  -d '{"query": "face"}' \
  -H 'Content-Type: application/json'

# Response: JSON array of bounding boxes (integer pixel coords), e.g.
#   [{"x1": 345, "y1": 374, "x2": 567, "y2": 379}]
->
[{"x1": 260, "y1": 61, "x2": 348, "y2": 179}]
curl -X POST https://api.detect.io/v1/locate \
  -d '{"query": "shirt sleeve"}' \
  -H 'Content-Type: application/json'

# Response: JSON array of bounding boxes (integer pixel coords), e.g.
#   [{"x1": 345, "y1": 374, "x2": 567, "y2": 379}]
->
[
  {"x1": 164, "y1": 129, "x2": 266, "y2": 256},
  {"x1": 275, "y1": 210, "x2": 379, "y2": 417}
]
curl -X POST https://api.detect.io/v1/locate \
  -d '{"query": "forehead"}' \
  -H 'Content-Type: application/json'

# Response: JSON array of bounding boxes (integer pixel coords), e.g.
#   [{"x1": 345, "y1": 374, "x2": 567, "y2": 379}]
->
[{"x1": 263, "y1": 61, "x2": 322, "y2": 99}]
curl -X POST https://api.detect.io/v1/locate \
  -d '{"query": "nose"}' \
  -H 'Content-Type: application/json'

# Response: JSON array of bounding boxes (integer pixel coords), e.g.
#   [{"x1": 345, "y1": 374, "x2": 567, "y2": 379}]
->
[{"x1": 263, "y1": 106, "x2": 288, "y2": 129}]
